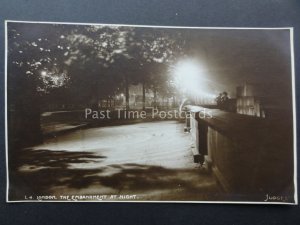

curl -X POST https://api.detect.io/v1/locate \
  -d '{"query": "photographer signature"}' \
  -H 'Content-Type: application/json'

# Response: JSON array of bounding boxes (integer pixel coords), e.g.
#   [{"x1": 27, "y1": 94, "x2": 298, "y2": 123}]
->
[{"x1": 264, "y1": 194, "x2": 289, "y2": 202}]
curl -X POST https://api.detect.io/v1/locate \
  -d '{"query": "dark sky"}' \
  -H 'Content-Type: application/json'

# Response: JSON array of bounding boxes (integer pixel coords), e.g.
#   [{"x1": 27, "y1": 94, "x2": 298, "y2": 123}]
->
[{"x1": 170, "y1": 28, "x2": 292, "y2": 98}]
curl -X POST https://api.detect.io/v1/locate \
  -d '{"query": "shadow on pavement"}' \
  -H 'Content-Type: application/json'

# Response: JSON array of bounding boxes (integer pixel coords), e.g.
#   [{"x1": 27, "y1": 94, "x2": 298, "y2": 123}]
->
[{"x1": 9, "y1": 148, "x2": 222, "y2": 201}]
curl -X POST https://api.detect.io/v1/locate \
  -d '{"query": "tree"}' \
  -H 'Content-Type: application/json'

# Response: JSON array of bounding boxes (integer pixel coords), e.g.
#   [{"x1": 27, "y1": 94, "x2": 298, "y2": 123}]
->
[
  {"x1": 7, "y1": 23, "x2": 186, "y2": 152},
  {"x1": 64, "y1": 25, "x2": 135, "y2": 110},
  {"x1": 7, "y1": 23, "x2": 72, "y2": 150},
  {"x1": 121, "y1": 28, "x2": 185, "y2": 109},
  {"x1": 63, "y1": 25, "x2": 185, "y2": 110}
]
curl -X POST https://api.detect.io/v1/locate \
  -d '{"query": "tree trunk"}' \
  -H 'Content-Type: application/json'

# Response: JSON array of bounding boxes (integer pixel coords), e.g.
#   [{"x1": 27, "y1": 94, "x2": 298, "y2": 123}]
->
[
  {"x1": 91, "y1": 78, "x2": 99, "y2": 111},
  {"x1": 154, "y1": 88, "x2": 157, "y2": 109},
  {"x1": 125, "y1": 74, "x2": 130, "y2": 110},
  {"x1": 166, "y1": 97, "x2": 169, "y2": 110},
  {"x1": 9, "y1": 73, "x2": 43, "y2": 167},
  {"x1": 173, "y1": 96, "x2": 176, "y2": 108},
  {"x1": 142, "y1": 80, "x2": 146, "y2": 110}
]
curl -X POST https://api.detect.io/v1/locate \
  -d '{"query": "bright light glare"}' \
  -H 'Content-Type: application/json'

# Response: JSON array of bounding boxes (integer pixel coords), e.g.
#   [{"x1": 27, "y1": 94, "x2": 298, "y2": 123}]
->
[
  {"x1": 173, "y1": 59, "x2": 203, "y2": 93},
  {"x1": 41, "y1": 71, "x2": 47, "y2": 76},
  {"x1": 172, "y1": 59, "x2": 216, "y2": 102}
]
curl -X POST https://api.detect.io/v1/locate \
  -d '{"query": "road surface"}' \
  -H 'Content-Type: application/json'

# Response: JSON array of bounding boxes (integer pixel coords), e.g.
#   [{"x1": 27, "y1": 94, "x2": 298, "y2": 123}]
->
[{"x1": 11, "y1": 121, "x2": 221, "y2": 201}]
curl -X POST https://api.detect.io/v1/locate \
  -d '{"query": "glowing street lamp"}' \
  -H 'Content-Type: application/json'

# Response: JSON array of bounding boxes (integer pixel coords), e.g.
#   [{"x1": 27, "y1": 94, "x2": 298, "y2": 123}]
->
[
  {"x1": 173, "y1": 59, "x2": 203, "y2": 96},
  {"x1": 41, "y1": 70, "x2": 47, "y2": 76},
  {"x1": 172, "y1": 59, "x2": 214, "y2": 105}
]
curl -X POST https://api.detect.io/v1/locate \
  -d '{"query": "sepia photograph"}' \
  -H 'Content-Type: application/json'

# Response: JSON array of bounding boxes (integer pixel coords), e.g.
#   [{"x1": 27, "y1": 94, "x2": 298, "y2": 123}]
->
[{"x1": 5, "y1": 21, "x2": 297, "y2": 203}]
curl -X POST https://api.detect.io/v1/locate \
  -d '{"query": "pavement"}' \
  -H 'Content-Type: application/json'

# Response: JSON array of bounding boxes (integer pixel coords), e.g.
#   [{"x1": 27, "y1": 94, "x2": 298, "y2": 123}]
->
[{"x1": 9, "y1": 121, "x2": 222, "y2": 201}]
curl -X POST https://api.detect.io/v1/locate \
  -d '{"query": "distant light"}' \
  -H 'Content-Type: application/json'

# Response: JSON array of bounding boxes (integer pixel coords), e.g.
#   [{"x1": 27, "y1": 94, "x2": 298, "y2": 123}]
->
[
  {"x1": 41, "y1": 71, "x2": 47, "y2": 76},
  {"x1": 172, "y1": 59, "x2": 213, "y2": 99},
  {"x1": 173, "y1": 59, "x2": 202, "y2": 92}
]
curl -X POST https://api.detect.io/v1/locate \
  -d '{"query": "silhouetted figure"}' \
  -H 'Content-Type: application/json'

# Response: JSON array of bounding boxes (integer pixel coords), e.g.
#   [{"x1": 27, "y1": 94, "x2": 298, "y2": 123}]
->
[
  {"x1": 216, "y1": 91, "x2": 230, "y2": 111},
  {"x1": 215, "y1": 93, "x2": 223, "y2": 107},
  {"x1": 221, "y1": 91, "x2": 229, "y2": 102}
]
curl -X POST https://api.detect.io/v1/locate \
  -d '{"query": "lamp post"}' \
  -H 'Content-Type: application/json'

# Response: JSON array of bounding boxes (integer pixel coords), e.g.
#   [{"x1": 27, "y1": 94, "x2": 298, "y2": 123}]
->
[{"x1": 172, "y1": 59, "x2": 203, "y2": 133}]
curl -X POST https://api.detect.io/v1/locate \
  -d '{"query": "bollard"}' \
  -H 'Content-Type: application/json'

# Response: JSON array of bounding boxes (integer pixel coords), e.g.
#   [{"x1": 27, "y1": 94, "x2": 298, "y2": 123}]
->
[{"x1": 184, "y1": 111, "x2": 191, "y2": 133}]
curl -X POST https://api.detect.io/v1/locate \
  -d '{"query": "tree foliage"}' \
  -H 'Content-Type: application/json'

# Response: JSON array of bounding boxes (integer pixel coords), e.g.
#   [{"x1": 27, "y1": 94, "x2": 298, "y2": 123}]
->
[{"x1": 7, "y1": 23, "x2": 185, "y2": 108}]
